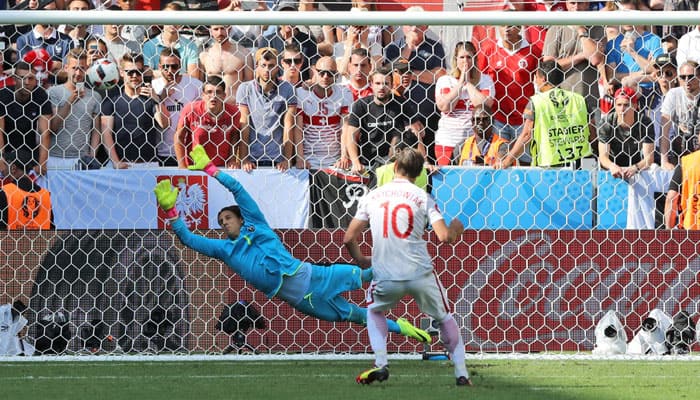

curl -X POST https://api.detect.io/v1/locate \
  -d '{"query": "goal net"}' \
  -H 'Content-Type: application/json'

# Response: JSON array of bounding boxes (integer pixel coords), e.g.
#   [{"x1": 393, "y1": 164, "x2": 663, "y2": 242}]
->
[{"x1": 1, "y1": 4, "x2": 700, "y2": 358}]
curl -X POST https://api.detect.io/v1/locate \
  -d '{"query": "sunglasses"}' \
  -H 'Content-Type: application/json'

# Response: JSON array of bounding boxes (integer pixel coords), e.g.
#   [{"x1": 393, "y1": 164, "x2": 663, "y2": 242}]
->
[
  {"x1": 124, "y1": 69, "x2": 143, "y2": 76},
  {"x1": 472, "y1": 117, "x2": 491, "y2": 124},
  {"x1": 679, "y1": 74, "x2": 697, "y2": 81},
  {"x1": 317, "y1": 69, "x2": 337, "y2": 78},
  {"x1": 161, "y1": 63, "x2": 180, "y2": 70},
  {"x1": 656, "y1": 69, "x2": 675, "y2": 78},
  {"x1": 282, "y1": 58, "x2": 303, "y2": 65}
]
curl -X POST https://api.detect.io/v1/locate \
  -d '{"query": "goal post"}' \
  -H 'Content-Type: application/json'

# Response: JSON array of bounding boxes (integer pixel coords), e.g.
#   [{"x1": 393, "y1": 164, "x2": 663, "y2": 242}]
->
[{"x1": 1, "y1": 9, "x2": 700, "y2": 359}]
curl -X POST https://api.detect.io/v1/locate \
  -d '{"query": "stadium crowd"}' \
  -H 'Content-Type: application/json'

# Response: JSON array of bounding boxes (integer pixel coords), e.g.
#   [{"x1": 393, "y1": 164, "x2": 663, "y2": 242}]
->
[{"x1": 0, "y1": 0, "x2": 700, "y2": 230}]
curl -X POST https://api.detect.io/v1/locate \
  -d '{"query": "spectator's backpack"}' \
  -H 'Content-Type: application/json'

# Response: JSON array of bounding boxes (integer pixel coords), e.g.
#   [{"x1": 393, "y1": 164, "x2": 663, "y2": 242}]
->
[{"x1": 665, "y1": 310, "x2": 696, "y2": 355}]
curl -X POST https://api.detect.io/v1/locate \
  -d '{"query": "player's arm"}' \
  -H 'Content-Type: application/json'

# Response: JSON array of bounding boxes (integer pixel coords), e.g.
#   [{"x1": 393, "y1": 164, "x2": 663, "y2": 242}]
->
[
  {"x1": 154, "y1": 180, "x2": 230, "y2": 258},
  {"x1": 432, "y1": 218, "x2": 464, "y2": 244},
  {"x1": 188, "y1": 144, "x2": 269, "y2": 227},
  {"x1": 343, "y1": 217, "x2": 371, "y2": 268}
]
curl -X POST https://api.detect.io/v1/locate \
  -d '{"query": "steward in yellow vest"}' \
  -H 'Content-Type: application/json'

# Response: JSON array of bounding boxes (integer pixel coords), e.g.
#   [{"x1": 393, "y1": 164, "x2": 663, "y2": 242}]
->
[
  {"x1": 0, "y1": 150, "x2": 53, "y2": 230},
  {"x1": 497, "y1": 60, "x2": 595, "y2": 169}
]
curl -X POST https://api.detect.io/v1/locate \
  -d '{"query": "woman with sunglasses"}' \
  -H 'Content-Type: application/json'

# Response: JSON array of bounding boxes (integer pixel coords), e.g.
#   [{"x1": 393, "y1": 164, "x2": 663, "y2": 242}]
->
[{"x1": 433, "y1": 41, "x2": 494, "y2": 166}]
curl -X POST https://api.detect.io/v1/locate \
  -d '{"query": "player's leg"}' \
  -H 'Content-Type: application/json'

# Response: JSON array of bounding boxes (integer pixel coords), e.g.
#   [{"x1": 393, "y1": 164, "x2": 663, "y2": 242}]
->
[
  {"x1": 357, "y1": 280, "x2": 395, "y2": 384},
  {"x1": 410, "y1": 272, "x2": 471, "y2": 386}
]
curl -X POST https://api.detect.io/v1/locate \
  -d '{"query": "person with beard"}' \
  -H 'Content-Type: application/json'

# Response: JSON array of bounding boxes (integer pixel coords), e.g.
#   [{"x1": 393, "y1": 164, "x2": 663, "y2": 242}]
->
[
  {"x1": 0, "y1": 61, "x2": 52, "y2": 177},
  {"x1": 346, "y1": 66, "x2": 425, "y2": 174},
  {"x1": 457, "y1": 104, "x2": 509, "y2": 167},
  {"x1": 295, "y1": 56, "x2": 353, "y2": 170},
  {"x1": 153, "y1": 48, "x2": 202, "y2": 167},
  {"x1": 199, "y1": 25, "x2": 254, "y2": 103},
  {"x1": 100, "y1": 53, "x2": 169, "y2": 169},
  {"x1": 153, "y1": 144, "x2": 431, "y2": 344},
  {"x1": 175, "y1": 75, "x2": 240, "y2": 169},
  {"x1": 236, "y1": 47, "x2": 296, "y2": 172}
]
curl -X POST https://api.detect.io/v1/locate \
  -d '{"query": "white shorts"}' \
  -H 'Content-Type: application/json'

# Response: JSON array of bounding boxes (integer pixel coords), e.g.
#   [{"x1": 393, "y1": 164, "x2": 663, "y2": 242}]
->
[{"x1": 365, "y1": 271, "x2": 452, "y2": 322}]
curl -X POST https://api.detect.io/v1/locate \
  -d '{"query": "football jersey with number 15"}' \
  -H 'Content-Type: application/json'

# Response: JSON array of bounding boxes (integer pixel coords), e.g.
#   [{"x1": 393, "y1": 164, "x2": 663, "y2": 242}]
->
[{"x1": 354, "y1": 178, "x2": 444, "y2": 281}]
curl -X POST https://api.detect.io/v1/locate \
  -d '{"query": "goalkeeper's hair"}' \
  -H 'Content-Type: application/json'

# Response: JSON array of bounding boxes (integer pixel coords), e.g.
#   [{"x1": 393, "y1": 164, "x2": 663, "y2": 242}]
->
[{"x1": 218, "y1": 205, "x2": 242, "y2": 221}]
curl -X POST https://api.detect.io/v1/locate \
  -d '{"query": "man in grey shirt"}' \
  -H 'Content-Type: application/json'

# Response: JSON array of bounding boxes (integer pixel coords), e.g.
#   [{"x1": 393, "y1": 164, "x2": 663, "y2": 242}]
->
[
  {"x1": 236, "y1": 47, "x2": 297, "y2": 171},
  {"x1": 46, "y1": 48, "x2": 102, "y2": 170}
]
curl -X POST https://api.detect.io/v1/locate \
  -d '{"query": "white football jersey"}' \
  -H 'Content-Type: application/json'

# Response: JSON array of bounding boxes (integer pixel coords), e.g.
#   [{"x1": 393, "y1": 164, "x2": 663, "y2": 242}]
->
[
  {"x1": 355, "y1": 179, "x2": 444, "y2": 281},
  {"x1": 297, "y1": 85, "x2": 353, "y2": 169}
]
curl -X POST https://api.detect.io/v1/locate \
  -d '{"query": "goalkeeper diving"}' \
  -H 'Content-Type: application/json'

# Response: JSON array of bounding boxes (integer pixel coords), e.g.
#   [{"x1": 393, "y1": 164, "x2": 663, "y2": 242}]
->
[{"x1": 154, "y1": 145, "x2": 431, "y2": 343}]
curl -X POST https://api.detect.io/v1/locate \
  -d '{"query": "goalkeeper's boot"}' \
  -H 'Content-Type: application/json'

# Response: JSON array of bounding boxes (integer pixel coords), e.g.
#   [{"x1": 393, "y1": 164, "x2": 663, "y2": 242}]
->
[
  {"x1": 456, "y1": 376, "x2": 473, "y2": 386},
  {"x1": 356, "y1": 365, "x2": 389, "y2": 385},
  {"x1": 397, "y1": 318, "x2": 432, "y2": 344}
]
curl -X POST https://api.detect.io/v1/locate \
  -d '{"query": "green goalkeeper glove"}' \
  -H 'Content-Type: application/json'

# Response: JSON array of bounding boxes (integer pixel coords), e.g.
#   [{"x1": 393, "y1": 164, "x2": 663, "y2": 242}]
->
[
  {"x1": 188, "y1": 144, "x2": 218, "y2": 176},
  {"x1": 154, "y1": 180, "x2": 179, "y2": 219}
]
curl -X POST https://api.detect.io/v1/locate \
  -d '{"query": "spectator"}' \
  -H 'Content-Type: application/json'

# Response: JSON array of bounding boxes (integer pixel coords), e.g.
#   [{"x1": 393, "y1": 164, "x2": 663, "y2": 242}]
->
[
  {"x1": 342, "y1": 47, "x2": 373, "y2": 101},
  {"x1": 199, "y1": 25, "x2": 254, "y2": 103},
  {"x1": 664, "y1": 132, "x2": 700, "y2": 229},
  {"x1": 152, "y1": 48, "x2": 202, "y2": 167},
  {"x1": 100, "y1": 53, "x2": 170, "y2": 169},
  {"x1": 384, "y1": 8, "x2": 447, "y2": 163},
  {"x1": 22, "y1": 48, "x2": 57, "y2": 89},
  {"x1": 646, "y1": 54, "x2": 678, "y2": 160},
  {"x1": 175, "y1": 75, "x2": 240, "y2": 169},
  {"x1": 542, "y1": 0, "x2": 606, "y2": 115},
  {"x1": 99, "y1": 18, "x2": 141, "y2": 63},
  {"x1": 236, "y1": 47, "x2": 296, "y2": 172},
  {"x1": 279, "y1": 43, "x2": 305, "y2": 88},
  {"x1": 663, "y1": 0, "x2": 699, "y2": 40},
  {"x1": 220, "y1": 0, "x2": 268, "y2": 48},
  {"x1": 605, "y1": 0, "x2": 663, "y2": 95},
  {"x1": 0, "y1": 149, "x2": 53, "y2": 230},
  {"x1": 83, "y1": 37, "x2": 110, "y2": 67},
  {"x1": 15, "y1": 22, "x2": 74, "y2": 70},
  {"x1": 60, "y1": 0, "x2": 98, "y2": 49},
  {"x1": 142, "y1": 2, "x2": 201, "y2": 80},
  {"x1": 478, "y1": 24, "x2": 539, "y2": 165},
  {"x1": 659, "y1": 61, "x2": 700, "y2": 170},
  {"x1": 598, "y1": 87, "x2": 655, "y2": 178},
  {"x1": 434, "y1": 41, "x2": 494, "y2": 166},
  {"x1": 0, "y1": 61, "x2": 52, "y2": 176},
  {"x1": 46, "y1": 48, "x2": 102, "y2": 170},
  {"x1": 295, "y1": 56, "x2": 353, "y2": 169},
  {"x1": 457, "y1": 104, "x2": 509, "y2": 167},
  {"x1": 346, "y1": 66, "x2": 425, "y2": 174},
  {"x1": 1, "y1": 0, "x2": 57, "y2": 44},
  {"x1": 335, "y1": 7, "x2": 382, "y2": 76},
  {"x1": 498, "y1": 60, "x2": 594, "y2": 168},
  {"x1": 676, "y1": 22, "x2": 700, "y2": 67},
  {"x1": 113, "y1": 1, "x2": 148, "y2": 43},
  {"x1": 262, "y1": 0, "x2": 318, "y2": 81}
]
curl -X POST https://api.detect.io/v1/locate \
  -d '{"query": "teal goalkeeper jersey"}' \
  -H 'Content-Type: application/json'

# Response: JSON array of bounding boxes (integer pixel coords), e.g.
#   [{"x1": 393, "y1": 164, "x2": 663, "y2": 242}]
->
[{"x1": 171, "y1": 172, "x2": 304, "y2": 299}]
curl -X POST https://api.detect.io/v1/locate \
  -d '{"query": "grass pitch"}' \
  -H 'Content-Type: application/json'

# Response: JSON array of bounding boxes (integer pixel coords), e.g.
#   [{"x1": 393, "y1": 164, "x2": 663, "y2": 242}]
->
[{"x1": 2, "y1": 358, "x2": 698, "y2": 400}]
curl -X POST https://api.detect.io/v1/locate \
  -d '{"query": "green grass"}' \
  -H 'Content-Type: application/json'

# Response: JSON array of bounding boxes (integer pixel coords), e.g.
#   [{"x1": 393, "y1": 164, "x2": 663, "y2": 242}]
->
[{"x1": 2, "y1": 359, "x2": 698, "y2": 400}]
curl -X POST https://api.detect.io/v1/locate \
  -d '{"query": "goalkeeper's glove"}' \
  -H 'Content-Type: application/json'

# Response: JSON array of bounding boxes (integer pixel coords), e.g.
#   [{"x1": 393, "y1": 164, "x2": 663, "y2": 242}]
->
[
  {"x1": 188, "y1": 144, "x2": 218, "y2": 176},
  {"x1": 154, "y1": 179, "x2": 179, "y2": 219}
]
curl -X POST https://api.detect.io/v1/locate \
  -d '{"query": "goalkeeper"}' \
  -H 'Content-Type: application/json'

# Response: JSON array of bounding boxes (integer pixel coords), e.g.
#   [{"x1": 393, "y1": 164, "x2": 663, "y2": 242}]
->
[{"x1": 154, "y1": 145, "x2": 431, "y2": 343}]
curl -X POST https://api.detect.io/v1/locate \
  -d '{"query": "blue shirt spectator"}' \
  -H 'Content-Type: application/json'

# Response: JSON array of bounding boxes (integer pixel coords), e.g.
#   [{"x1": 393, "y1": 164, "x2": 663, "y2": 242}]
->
[{"x1": 15, "y1": 25, "x2": 74, "y2": 64}]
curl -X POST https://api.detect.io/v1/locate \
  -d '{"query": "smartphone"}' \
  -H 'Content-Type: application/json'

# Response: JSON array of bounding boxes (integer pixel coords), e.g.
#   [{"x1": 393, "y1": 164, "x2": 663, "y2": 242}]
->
[
  {"x1": 143, "y1": 75, "x2": 153, "y2": 84},
  {"x1": 89, "y1": 44, "x2": 98, "y2": 50}
]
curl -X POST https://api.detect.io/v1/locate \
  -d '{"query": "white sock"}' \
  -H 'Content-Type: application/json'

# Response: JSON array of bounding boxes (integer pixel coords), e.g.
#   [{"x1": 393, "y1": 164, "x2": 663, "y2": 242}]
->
[
  {"x1": 439, "y1": 315, "x2": 468, "y2": 378},
  {"x1": 367, "y1": 309, "x2": 389, "y2": 367}
]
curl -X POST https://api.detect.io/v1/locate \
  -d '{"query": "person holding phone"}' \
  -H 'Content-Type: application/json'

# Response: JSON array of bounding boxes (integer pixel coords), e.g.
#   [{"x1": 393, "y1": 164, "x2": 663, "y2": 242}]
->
[
  {"x1": 100, "y1": 53, "x2": 169, "y2": 169},
  {"x1": 46, "y1": 48, "x2": 103, "y2": 171}
]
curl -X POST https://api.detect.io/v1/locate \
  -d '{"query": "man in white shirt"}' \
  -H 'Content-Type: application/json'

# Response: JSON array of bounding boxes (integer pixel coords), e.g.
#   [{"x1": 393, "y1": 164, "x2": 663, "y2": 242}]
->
[
  {"x1": 660, "y1": 61, "x2": 700, "y2": 169},
  {"x1": 676, "y1": 24, "x2": 700, "y2": 67},
  {"x1": 343, "y1": 147, "x2": 472, "y2": 387}
]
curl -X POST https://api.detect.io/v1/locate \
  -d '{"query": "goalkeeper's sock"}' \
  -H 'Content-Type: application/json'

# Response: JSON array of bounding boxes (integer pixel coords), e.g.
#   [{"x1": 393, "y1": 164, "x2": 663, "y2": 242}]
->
[{"x1": 361, "y1": 268, "x2": 373, "y2": 282}]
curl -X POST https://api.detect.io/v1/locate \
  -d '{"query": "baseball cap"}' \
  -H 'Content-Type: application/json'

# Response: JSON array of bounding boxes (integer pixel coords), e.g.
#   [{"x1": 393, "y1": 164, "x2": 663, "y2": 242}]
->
[
  {"x1": 653, "y1": 53, "x2": 676, "y2": 69},
  {"x1": 275, "y1": 0, "x2": 297, "y2": 11},
  {"x1": 614, "y1": 86, "x2": 638, "y2": 105},
  {"x1": 23, "y1": 48, "x2": 53, "y2": 72},
  {"x1": 392, "y1": 59, "x2": 410, "y2": 74}
]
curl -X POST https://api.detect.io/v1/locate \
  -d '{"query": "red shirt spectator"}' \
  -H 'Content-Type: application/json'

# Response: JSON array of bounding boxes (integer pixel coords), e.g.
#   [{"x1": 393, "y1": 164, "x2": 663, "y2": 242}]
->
[{"x1": 177, "y1": 100, "x2": 241, "y2": 168}]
